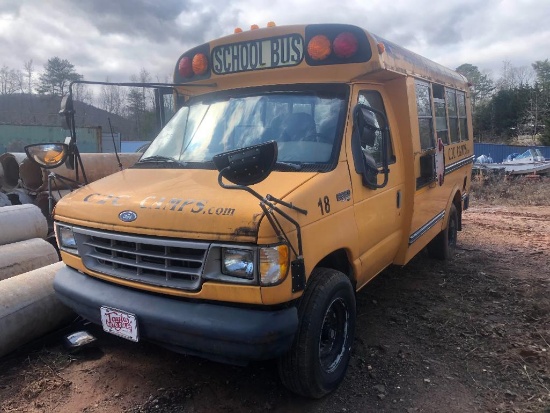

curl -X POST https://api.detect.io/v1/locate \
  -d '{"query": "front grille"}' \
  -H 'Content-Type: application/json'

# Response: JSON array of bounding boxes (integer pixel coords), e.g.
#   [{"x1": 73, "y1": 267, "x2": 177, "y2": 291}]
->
[{"x1": 73, "y1": 227, "x2": 209, "y2": 291}]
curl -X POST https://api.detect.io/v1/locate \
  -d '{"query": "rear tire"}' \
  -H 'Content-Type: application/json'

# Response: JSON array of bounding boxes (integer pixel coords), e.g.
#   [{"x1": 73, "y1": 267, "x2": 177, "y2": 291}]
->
[
  {"x1": 278, "y1": 268, "x2": 355, "y2": 398},
  {"x1": 428, "y1": 203, "x2": 458, "y2": 260}
]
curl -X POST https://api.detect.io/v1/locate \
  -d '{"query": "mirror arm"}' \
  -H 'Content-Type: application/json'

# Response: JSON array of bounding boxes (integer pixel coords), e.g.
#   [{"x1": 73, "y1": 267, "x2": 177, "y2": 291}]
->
[
  {"x1": 217, "y1": 170, "x2": 305, "y2": 259},
  {"x1": 63, "y1": 85, "x2": 77, "y2": 146},
  {"x1": 377, "y1": 125, "x2": 390, "y2": 187},
  {"x1": 72, "y1": 142, "x2": 88, "y2": 185},
  {"x1": 259, "y1": 203, "x2": 299, "y2": 258},
  {"x1": 46, "y1": 171, "x2": 86, "y2": 215},
  {"x1": 217, "y1": 170, "x2": 264, "y2": 199},
  {"x1": 265, "y1": 194, "x2": 307, "y2": 215}
]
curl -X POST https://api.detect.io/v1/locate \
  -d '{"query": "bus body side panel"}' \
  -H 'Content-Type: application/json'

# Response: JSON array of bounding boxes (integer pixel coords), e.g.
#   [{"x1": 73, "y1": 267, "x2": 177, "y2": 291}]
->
[
  {"x1": 346, "y1": 83, "x2": 406, "y2": 290},
  {"x1": 403, "y1": 83, "x2": 474, "y2": 263},
  {"x1": 383, "y1": 77, "x2": 417, "y2": 266},
  {"x1": 257, "y1": 161, "x2": 361, "y2": 305}
]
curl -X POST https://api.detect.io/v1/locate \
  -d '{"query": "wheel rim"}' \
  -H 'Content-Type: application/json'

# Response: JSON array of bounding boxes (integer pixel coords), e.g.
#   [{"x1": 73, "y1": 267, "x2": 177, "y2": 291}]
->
[
  {"x1": 448, "y1": 214, "x2": 457, "y2": 247},
  {"x1": 318, "y1": 297, "x2": 349, "y2": 373}
]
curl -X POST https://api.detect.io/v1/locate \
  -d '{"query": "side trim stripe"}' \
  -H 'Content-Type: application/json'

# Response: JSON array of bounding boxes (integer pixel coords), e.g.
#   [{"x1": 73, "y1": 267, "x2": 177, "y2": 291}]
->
[
  {"x1": 445, "y1": 155, "x2": 475, "y2": 175},
  {"x1": 409, "y1": 210, "x2": 445, "y2": 245}
]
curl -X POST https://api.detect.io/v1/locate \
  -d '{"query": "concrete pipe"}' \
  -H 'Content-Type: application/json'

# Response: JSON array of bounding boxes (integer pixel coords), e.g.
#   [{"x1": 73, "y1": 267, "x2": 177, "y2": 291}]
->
[
  {"x1": 0, "y1": 238, "x2": 59, "y2": 281},
  {"x1": 0, "y1": 204, "x2": 48, "y2": 246},
  {"x1": 0, "y1": 153, "x2": 26, "y2": 191},
  {"x1": 18, "y1": 157, "x2": 43, "y2": 191},
  {"x1": 0, "y1": 192, "x2": 10, "y2": 207},
  {"x1": 0, "y1": 261, "x2": 74, "y2": 358},
  {"x1": 6, "y1": 188, "x2": 34, "y2": 205},
  {"x1": 30, "y1": 152, "x2": 142, "y2": 191}
]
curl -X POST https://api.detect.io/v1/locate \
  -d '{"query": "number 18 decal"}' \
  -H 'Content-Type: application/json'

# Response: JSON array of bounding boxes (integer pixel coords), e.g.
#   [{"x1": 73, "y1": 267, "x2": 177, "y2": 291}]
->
[{"x1": 317, "y1": 196, "x2": 330, "y2": 215}]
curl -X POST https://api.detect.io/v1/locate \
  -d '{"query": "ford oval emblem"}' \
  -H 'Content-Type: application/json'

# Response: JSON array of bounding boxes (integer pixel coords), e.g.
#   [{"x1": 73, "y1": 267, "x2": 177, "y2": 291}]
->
[{"x1": 119, "y1": 210, "x2": 137, "y2": 222}]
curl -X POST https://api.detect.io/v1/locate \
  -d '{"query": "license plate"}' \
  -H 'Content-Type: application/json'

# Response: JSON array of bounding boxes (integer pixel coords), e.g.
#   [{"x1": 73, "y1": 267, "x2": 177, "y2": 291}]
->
[{"x1": 100, "y1": 306, "x2": 139, "y2": 342}]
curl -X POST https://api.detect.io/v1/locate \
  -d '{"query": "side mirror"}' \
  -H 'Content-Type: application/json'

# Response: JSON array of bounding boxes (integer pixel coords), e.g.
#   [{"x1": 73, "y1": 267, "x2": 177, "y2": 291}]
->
[
  {"x1": 24, "y1": 143, "x2": 69, "y2": 169},
  {"x1": 351, "y1": 104, "x2": 390, "y2": 190},
  {"x1": 59, "y1": 95, "x2": 74, "y2": 130},
  {"x1": 355, "y1": 106, "x2": 379, "y2": 147},
  {"x1": 213, "y1": 141, "x2": 277, "y2": 186},
  {"x1": 362, "y1": 152, "x2": 379, "y2": 188}
]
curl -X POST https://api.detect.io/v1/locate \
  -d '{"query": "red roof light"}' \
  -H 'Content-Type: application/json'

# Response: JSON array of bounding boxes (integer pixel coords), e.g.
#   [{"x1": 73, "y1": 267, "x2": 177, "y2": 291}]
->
[
  {"x1": 178, "y1": 56, "x2": 193, "y2": 78},
  {"x1": 333, "y1": 32, "x2": 358, "y2": 58}
]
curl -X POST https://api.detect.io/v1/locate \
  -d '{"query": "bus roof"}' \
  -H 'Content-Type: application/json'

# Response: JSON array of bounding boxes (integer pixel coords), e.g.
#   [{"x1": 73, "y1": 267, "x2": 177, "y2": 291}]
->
[
  {"x1": 173, "y1": 24, "x2": 468, "y2": 94},
  {"x1": 370, "y1": 33, "x2": 468, "y2": 87}
]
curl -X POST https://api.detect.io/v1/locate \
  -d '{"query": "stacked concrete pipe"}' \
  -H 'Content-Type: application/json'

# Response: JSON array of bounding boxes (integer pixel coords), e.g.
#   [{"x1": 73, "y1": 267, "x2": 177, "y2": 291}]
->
[
  {"x1": 1, "y1": 151, "x2": 141, "y2": 193},
  {"x1": 0, "y1": 151, "x2": 142, "y2": 357},
  {"x1": 0, "y1": 262, "x2": 74, "y2": 358},
  {"x1": 24, "y1": 152, "x2": 142, "y2": 191},
  {"x1": 0, "y1": 204, "x2": 74, "y2": 358},
  {"x1": 0, "y1": 153, "x2": 29, "y2": 191}
]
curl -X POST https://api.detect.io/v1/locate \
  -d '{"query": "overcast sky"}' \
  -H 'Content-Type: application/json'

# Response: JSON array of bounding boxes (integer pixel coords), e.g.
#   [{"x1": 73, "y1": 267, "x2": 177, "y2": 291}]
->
[{"x1": 1, "y1": 0, "x2": 549, "y2": 86}]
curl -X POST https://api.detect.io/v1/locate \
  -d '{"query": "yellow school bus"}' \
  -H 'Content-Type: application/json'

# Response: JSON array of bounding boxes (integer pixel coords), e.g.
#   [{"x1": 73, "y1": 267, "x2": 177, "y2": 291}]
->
[{"x1": 51, "y1": 23, "x2": 473, "y2": 398}]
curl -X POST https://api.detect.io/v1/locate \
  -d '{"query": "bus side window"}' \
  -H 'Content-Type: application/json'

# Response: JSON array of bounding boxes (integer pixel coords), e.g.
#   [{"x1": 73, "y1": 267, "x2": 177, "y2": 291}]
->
[
  {"x1": 457, "y1": 91, "x2": 469, "y2": 141},
  {"x1": 357, "y1": 91, "x2": 394, "y2": 165},
  {"x1": 446, "y1": 88, "x2": 460, "y2": 143},
  {"x1": 433, "y1": 84, "x2": 449, "y2": 144},
  {"x1": 415, "y1": 81, "x2": 434, "y2": 150}
]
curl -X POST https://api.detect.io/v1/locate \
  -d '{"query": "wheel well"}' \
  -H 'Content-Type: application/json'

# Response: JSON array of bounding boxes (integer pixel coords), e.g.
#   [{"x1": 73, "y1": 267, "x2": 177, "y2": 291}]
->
[
  {"x1": 314, "y1": 249, "x2": 356, "y2": 289},
  {"x1": 452, "y1": 191, "x2": 462, "y2": 231}
]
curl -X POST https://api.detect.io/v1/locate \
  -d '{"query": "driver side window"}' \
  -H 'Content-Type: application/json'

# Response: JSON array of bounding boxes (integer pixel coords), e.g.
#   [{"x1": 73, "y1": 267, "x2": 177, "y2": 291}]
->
[{"x1": 358, "y1": 91, "x2": 394, "y2": 165}]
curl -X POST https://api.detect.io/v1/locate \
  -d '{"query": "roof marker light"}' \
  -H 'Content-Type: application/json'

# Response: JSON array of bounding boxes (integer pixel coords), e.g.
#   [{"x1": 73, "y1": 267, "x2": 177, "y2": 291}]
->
[
  {"x1": 234, "y1": 27, "x2": 243, "y2": 33},
  {"x1": 267, "y1": 21, "x2": 276, "y2": 27},
  {"x1": 307, "y1": 35, "x2": 331, "y2": 61},
  {"x1": 251, "y1": 24, "x2": 259, "y2": 30},
  {"x1": 192, "y1": 53, "x2": 208, "y2": 75}
]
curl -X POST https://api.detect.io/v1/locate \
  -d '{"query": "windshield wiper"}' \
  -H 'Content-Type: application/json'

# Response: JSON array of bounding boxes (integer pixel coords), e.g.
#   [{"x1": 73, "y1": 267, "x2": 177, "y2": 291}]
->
[
  {"x1": 275, "y1": 161, "x2": 302, "y2": 171},
  {"x1": 139, "y1": 155, "x2": 182, "y2": 165}
]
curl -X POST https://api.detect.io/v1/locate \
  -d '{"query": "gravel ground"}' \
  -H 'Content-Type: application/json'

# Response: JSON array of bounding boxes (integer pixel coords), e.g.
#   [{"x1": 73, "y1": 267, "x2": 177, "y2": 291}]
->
[{"x1": 1, "y1": 204, "x2": 549, "y2": 413}]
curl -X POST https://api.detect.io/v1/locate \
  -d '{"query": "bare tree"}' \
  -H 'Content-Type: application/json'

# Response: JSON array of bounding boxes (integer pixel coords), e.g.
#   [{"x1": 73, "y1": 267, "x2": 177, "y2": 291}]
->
[
  {"x1": 23, "y1": 59, "x2": 34, "y2": 94},
  {"x1": 100, "y1": 77, "x2": 127, "y2": 116},
  {"x1": 131, "y1": 68, "x2": 155, "y2": 110},
  {"x1": 126, "y1": 68, "x2": 157, "y2": 140},
  {"x1": 0, "y1": 65, "x2": 22, "y2": 95},
  {"x1": 496, "y1": 60, "x2": 534, "y2": 91},
  {"x1": 73, "y1": 82, "x2": 94, "y2": 105}
]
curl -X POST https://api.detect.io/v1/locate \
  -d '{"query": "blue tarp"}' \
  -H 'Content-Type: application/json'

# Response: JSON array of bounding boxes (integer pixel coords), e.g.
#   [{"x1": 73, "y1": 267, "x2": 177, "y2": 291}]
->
[{"x1": 474, "y1": 143, "x2": 549, "y2": 163}]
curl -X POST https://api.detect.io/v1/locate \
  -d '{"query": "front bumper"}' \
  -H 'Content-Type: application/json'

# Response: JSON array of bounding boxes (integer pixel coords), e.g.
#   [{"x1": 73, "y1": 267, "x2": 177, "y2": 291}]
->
[{"x1": 54, "y1": 265, "x2": 298, "y2": 364}]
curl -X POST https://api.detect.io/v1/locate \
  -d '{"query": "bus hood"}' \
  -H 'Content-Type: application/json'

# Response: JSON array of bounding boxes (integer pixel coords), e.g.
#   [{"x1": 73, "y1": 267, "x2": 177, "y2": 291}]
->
[{"x1": 54, "y1": 168, "x2": 316, "y2": 241}]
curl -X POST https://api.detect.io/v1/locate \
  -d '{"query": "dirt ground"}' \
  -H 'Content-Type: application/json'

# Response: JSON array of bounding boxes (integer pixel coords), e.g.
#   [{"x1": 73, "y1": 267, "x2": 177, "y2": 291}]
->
[{"x1": 1, "y1": 203, "x2": 549, "y2": 413}]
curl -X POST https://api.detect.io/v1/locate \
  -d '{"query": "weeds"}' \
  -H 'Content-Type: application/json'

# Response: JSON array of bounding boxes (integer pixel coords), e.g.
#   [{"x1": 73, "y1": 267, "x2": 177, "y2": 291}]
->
[{"x1": 470, "y1": 173, "x2": 550, "y2": 206}]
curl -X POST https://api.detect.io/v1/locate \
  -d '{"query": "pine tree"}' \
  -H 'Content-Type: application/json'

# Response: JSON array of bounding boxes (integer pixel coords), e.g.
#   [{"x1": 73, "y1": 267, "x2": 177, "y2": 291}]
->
[{"x1": 37, "y1": 57, "x2": 83, "y2": 97}]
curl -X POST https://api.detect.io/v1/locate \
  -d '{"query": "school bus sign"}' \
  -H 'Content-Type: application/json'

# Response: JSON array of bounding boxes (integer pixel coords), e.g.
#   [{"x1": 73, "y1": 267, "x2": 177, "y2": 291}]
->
[{"x1": 212, "y1": 34, "x2": 304, "y2": 74}]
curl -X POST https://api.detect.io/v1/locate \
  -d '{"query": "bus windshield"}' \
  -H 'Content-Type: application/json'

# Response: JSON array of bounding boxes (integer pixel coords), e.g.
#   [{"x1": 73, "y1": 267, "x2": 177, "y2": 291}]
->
[{"x1": 139, "y1": 87, "x2": 347, "y2": 170}]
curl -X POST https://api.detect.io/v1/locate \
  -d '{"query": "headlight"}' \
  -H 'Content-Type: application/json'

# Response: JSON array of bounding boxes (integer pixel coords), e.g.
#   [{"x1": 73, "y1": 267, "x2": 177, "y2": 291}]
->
[
  {"x1": 260, "y1": 244, "x2": 289, "y2": 285},
  {"x1": 55, "y1": 223, "x2": 79, "y2": 255},
  {"x1": 222, "y1": 248, "x2": 254, "y2": 280}
]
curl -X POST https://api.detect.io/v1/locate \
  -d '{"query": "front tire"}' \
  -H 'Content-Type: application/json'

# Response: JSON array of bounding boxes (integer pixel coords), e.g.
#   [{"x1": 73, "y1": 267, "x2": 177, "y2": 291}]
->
[
  {"x1": 278, "y1": 268, "x2": 356, "y2": 398},
  {"x1": 428, "y1": 203, "x2": 458, "y2": 260}
]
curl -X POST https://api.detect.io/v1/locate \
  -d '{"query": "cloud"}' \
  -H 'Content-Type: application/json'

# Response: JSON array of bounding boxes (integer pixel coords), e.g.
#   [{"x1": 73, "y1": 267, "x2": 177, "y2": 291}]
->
[
  {"x1": 69, "y1": 0, "x2": 192, "y2": 42},
  {"x1": 0, "y1": 0, "x2": 21, "y2": 17},
  {"x1": 0, "y1": 0, "x2": 549, "y2": 88}
]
